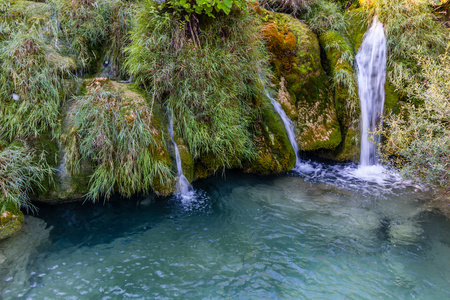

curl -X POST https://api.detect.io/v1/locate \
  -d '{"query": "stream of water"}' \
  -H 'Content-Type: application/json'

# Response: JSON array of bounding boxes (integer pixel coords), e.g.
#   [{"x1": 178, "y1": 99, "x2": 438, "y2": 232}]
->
[
  {"x1": 1, "y1": 164, "x2": 449, "y2": 299},
  {"x1": 356, "y1": 16, "x2": 387, "y2": 167},
  {"x1": 168, "y1": 109, "x2": 194, "y2": 198}
]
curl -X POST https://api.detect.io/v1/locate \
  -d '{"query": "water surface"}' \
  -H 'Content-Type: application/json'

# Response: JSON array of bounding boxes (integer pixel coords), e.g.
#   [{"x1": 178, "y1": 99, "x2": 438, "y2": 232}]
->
[{"x1": 1, "y1": 166, "x2": 449, "y2": 299}]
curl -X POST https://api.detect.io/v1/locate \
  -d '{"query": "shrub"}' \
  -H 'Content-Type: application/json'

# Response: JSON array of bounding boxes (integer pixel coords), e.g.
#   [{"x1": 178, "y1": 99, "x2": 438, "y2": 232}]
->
[
  {"x1": 0, "y1": 28, "x2": 70, "y2": 140},
  {"x1": 48, "y1": 0, "x2": 133, "y2": 72},
  {"x1": 65, "y1": 79, "x2": 174, "y2": 201},
  {"x1": 379, "y1": 51, "x2": 450, "y2": 192},
  {"x1": 126, "y1": 2, "x2": 270, "y2": 170},
  {"x1": 0, "y1": 142, "x2": 52, "y2": 212}
]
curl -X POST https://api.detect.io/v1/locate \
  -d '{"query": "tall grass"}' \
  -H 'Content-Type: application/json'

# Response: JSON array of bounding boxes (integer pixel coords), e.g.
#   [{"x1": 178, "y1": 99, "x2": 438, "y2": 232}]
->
[
  {"x1": 0, "y1": 28, "x2": 70, "y2": 140},
  {"x1": 304, "y1": 0, "x2": 347, "y2": 34},
  {"x1": 48, "y1": 0, "x2": 133, "y2": 73},
  {"x1": 65, "y1": 79, "x2": 173, "y2": 201},
  {"x1": 126, "y1": 2, "x2": 270, "y2": 170},
  {"x1": 0, "y1": 142, "x2": 52, "y2": 212}
]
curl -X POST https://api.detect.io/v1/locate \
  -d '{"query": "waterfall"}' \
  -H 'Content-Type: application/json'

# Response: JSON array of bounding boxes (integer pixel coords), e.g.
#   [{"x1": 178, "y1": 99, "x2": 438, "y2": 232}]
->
[
  {"x1": 356, "y1": 16, "x2": 387, "y2": 166},
  {"x1": 261, "y1": 87, "x2": 301, "y2": 168},
  {"x1": 168, "y1": 110, "x2": 193, "y2": 195}
]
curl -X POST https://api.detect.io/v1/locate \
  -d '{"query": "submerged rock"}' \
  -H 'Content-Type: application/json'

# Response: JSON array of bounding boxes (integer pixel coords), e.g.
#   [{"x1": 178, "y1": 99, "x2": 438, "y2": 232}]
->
[{"x1": 0, "y1": 216, "x2": 51, "y2": 294}]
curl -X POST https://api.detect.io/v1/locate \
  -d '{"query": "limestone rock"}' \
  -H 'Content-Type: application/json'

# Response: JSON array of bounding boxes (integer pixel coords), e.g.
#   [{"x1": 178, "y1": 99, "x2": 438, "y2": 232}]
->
[{"x1": 259, "y1": 9, "x2": 341, "y2": 151}]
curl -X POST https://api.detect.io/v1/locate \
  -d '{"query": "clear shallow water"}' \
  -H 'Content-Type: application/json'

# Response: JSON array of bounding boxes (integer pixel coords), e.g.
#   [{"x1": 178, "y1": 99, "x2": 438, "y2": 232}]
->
[{"x1": 2, "y1": 165, "x2": 450, "y2": 299}]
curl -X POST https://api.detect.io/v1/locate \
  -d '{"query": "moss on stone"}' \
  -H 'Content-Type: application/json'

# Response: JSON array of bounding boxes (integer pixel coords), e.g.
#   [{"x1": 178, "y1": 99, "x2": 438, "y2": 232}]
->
[
  {"x1": 243, "y1": 94, "x2": 296, "y2": 174},
  {"x1": 177, "y1": 144, "x2": 195, "y2": 183},
  {"x1": 0, "y1": 201, "x2": 24, "y2": 241},
  {"x1": 259, "y1": 8, "x2": 341, "y2": 152}
]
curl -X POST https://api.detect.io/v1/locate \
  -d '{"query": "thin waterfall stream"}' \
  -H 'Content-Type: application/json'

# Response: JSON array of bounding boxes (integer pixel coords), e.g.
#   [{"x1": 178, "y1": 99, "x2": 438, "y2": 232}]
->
[
  {"x1": 356, "y1": 16, "x2": 387, "y2": 167},
  {"x1": 168, "y1": 109, "x2": 193, "y2": 196},
  {"x1": 259, "y1": 76, "x2": 301, "y2": 168}
]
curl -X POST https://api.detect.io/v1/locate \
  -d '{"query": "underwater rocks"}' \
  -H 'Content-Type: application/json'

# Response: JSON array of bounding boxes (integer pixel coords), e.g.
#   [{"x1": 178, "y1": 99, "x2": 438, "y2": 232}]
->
[{"x1": 0, "y1": 216, "x2": 51, "y2": 293}]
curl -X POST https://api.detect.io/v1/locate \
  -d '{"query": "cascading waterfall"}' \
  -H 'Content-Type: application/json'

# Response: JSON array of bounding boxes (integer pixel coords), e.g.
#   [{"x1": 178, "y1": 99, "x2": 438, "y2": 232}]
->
[
  {"x1": 356, "y1": 16, "x2": 387, "y2": 167},
  {"x1": 168, "y1": 110, "x2": 193, "y2": 196}
]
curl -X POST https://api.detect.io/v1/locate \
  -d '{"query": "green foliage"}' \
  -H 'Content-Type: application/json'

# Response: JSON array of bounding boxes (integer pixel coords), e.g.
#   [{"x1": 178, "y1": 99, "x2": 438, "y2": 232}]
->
[
  {"x1": 0, "y1": 28, "x2": 69, "y2": 140},
  {"x1": 161, "y1": 0, "x2": 248, "y2": 19},
  {"x1": 379, "y1": 52, "x2": 450, "y2": 192},
  {"x1": 319, "y1": 30, "x2": 358, "y2": 120},
  {"x1": 48, "y1": 0, "x2": 133, "y2": 72},
  {"x1": 0, "y1": 142, "x2": 52, "y2": 212},
  {"x1": 303, "y1": 0, "x2": 347, "y2": 34},
  {"x1": 65, "y1": 79, "x2": 174, "y2": 201},
  {"x1": 359, "y1": 0, "x2": 449, "y2": 96},
  {"x1": 126, "y1": 2, "x2": 269, "y2": 171}
]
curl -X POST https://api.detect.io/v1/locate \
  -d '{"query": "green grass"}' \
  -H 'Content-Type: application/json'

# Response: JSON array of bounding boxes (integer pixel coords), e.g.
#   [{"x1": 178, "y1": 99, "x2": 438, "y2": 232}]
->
[
  {"x1": 65, "y1": 79, "x2": 174, "y2": 201},
  {"x1": 259, "y1": 0, "x2": 315, "y2": 16},
  {"x1": 47, "y1": 0, "x2": 133, "y2": 73},
  {"x1": 0, "y1": 142, "x2": 52, "y2": 212},
  {"x1": 0, "y1": 27, "x2": 70, "y2": 140},
  {"x1": 126, "y1": 2, "x2": 271, "y2": 171}
]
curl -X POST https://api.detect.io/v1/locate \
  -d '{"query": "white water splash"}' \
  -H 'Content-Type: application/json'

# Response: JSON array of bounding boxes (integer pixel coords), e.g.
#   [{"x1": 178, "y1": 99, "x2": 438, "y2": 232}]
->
[
  {"x1": 168, "y1": 110, "x2": 194, "y2": 198},
  {"x1": 356, "y1": 16, "x2": 387, "y2": 167}
]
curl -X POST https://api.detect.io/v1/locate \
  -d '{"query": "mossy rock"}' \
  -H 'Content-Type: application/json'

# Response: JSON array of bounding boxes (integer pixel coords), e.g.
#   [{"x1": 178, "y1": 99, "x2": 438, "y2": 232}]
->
[
  {"x1": 315, "y1": 125, "x2": 360, "y2": 162},
  {"x1": 259, "y1": 9, "x2": 341, "y2": 151},
  {"x1": 243, "y1": 94, "x2": 296, "y2": 174},
  {"x1": 173, "y1": 138, "x2": 194, "y2": 183},
  {"x1": 32, "y1": 130, "x2": 92, "y2": 203},
  {"x1": 0, "y1": 201, "x2": 24, "y2": 241},
  {"x1": 37, "y1": 79, "x2": 176, "y2": 202},
  {"x1": 45, "y1": 46, "x2": 77, "y2": 76},
  {"x1": 319, "y1": 30, "x2": 357, "y2": 123}
]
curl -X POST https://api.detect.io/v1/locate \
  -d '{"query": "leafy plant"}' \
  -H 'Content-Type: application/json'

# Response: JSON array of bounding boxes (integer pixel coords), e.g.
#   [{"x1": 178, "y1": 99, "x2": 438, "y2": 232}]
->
[
  {"x1": 161, "y1": 0, "x2": 248, "y2": 20},
  {"x1": 378, "y1": 51, "x2": 450, "y2": 192}
]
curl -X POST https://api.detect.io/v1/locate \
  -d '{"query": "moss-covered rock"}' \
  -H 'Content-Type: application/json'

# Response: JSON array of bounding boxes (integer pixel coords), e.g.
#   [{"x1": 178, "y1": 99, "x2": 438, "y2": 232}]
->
[
  {"x1": 317, "y1": 29, "x2": 359, "y2": 160},
  {"x1": 259, "y1": 9, "x2": 341, "y2": 151},
  {"x1": 243, "y1": 92, "x2": 296, "y2": 174},
  {"x1": 0, "y1": 201, "x2": 24, "y2": 241},
  {"x1": 36, "y1": 78, "x2": 176, "y2": 202},
  {"x1": 173, "y1": 136, "x2": 195, "y2": 183}
]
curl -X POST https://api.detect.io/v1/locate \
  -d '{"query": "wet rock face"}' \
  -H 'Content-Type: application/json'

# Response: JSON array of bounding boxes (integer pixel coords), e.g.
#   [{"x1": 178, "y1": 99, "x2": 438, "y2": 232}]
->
[{"x1": 259, "y1": 9, "x2": 341, "y2": 152}]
